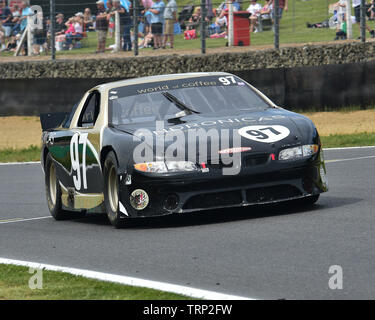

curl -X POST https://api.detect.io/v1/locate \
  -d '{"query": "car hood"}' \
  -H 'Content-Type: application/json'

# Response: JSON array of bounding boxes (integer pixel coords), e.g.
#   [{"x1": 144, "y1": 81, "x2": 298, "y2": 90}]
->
[{"x1": 113, "y1": 108, "x2": 318, "y2": 160}]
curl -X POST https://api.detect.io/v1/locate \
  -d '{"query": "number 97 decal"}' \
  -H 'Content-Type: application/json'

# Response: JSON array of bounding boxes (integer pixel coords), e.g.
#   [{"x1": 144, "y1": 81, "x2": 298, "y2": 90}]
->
[
  {"x1": 70, "y1": 132, "x2": 88, "y2": 191},
  {"x1": 238, "y1": 125, "x2": 290, "y2": 143}
]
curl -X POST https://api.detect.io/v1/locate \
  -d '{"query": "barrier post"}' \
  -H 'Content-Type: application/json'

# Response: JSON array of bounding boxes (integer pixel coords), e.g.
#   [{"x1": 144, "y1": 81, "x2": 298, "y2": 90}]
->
[
  {"x1": 50, "y1": 0, "x2": 55, "y2": 60},
  {"x1": 201, "y1": 0, "x2": 206, "y2": 54},
  {"x1": 274, "y1": 0, "x2": 280, "y2": 50},
  {"x1": 115, "y1": 11, "x2": 120, "y2": 52},
  {"x1": 27, "y1": 16, "x2": 33, "y2": 56},
  {"x1": 228, "y1": 0, "x2": 234, "y2": 46},
  {"x1": 345, "y1": 0, "x2": 352, "y2": 39},
  {"x1": 360, "y1": 0, "x2": 366, "y2": 42},
  {"x1": 134, "y1": 0, "x2": 139, "y2": 56}
]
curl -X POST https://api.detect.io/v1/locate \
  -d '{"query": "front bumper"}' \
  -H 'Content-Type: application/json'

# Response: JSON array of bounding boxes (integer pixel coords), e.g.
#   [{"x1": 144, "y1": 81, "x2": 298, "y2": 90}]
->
[{"x1": 118, "y1": 155, "x2": 328, "y2": 218}]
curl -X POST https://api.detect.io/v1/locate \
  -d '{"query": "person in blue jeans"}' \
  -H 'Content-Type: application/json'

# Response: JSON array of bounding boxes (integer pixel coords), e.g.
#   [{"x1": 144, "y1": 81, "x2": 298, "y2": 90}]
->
[{"x1": 111, "y1": 0, "x2": 133, "y2": 51}]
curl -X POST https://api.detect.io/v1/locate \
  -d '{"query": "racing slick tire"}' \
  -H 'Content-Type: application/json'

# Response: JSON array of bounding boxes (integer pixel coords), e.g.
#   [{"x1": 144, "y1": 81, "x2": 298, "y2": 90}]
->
[
  {"x1": 103, "y1": 151, "x2": 123, "y2": 228},
  {"x1": 45, "y1": 153, "x2": 69, "y2": 220}
]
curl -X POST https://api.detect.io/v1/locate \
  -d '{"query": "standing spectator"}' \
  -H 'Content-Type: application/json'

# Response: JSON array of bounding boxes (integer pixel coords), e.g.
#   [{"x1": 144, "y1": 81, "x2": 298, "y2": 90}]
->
[
  {"x1": 83, "y1": 8, "x2": 94, "y2": 31},
  {"x1": 0, "y1": 0, "x2": 12, "y2": 49},
  {"x1": 95, "y1": 0, "x2": 109, "y2": 53},
  {"x1": 32, "y1": 12, "x2": 46, "y2": 55},
  {"x1": 142, "y1": 0, "x2": 154, "y2": 34},
  {"x1": 107, "y1": 1, "x2": 115, "y2": 38},
  {"x1": 10, "y1": 4, "x2": 21, "y2": 35},
  {"x1": 148, "y1": 0, "x2": 165, "y2": 50},
  {"x1": 272, "y1": 0, "x2": 287, "y2": 22},
  {"x1": 352, "y1": 0, "x2": 375, "y2": 38},
  {"x1": 163, "y1": 0, "x2": 177, "y2": 49},
  {"x1": 112, "y1": 0, "x2": 133, "y2": 51},
  {"x1": 369, "y1": 0, "x2": 375, "y2": 20},
  {"x1": 19, "y1": 0, "x2": 32, "y2": 33}
]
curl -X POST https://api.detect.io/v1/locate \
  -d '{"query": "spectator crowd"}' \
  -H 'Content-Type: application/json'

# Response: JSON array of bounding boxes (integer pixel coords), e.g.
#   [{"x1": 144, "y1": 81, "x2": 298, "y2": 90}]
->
[{"x1": 3, "y1": 0, "x2": 373, "y2": 56}]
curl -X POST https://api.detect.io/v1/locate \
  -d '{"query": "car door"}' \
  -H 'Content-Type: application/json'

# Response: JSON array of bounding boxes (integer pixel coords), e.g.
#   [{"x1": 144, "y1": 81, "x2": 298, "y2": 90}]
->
[{"x1": 70, "y1": 90, "x2": 103, "y2": 196}]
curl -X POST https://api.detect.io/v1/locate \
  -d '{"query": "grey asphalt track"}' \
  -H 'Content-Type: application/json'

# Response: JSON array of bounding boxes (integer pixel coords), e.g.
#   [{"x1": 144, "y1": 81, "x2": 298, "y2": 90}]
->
[{"x1": 0, "y1": 147, "x2": 374, "y2": 299}]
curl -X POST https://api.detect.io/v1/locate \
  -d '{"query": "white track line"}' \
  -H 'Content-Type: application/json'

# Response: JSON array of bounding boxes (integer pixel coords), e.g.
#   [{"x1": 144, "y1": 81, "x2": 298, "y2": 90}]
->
[
  {"x1": 0, "y1": 257, "x2": 252, "y2": 300},
  {"x1": 325, "y1": 155, "x2": 375, "y2": 163},
  {"x1": 0, "y1": 161, "x2": 40, "y2": 166},
  {"x1": 0, "y1": 216, "x2": 51, "y2": 224},
  {"x1": 323, "y1": 146, "x2": 375, "y2": 151}
]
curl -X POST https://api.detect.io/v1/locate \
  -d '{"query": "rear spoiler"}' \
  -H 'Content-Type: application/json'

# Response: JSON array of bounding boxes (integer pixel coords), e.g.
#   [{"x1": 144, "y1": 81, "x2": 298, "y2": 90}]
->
[{"x1": 40, "y1": 112, "x2": 70, "y2": 131}]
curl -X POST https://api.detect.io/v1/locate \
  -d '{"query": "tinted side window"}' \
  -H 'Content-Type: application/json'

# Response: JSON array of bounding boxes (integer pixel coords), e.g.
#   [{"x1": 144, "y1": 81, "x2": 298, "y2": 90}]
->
[
  {"x1": 62, "y1": 102, "x2": 79, "y2": 128},
  {"x1": 78, "y1": 91, "x2": 100, "y2": 127}
]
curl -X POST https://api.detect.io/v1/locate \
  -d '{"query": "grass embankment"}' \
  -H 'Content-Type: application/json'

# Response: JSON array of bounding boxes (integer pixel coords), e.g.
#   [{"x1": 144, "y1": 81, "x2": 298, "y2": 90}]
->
[
  {"x1": 0, "y1": 109, "x2": 374, "y2": 162},
  {"x1": 1, "y1": 0, "x2": 373, "y2": 58},
  {"x1": 0, "y1": 264, "x2": 191, "y2": 300}
]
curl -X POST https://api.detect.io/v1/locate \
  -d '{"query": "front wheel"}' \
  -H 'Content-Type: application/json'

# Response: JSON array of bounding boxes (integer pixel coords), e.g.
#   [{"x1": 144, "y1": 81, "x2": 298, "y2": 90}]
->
[{"x1": 103, "y1": 151, "x2": 123, "y2": 228}]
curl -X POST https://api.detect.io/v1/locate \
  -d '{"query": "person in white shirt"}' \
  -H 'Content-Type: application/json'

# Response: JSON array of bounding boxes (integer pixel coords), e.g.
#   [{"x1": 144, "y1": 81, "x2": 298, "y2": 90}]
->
[{"x1": 247, "y1": 0, "x2": 263, "y2": 33}]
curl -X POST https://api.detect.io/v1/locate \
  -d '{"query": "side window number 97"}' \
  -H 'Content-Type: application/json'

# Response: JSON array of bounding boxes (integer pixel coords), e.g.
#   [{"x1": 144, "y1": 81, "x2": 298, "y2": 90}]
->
[{"x1": 70, "y1": 132, "x2": 88, "y2": 191}]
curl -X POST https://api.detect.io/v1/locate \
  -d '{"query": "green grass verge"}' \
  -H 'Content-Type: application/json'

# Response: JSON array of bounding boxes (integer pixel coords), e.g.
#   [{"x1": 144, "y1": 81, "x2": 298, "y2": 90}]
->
[
  {"x1": 0, "y1": 145, "x2": 41, "y2": 163},
  {"x1": 0, "y1": 133, "x2": 374, "y2": 163},
  {"x1": 0, "y1": 264, "x2": 192, "y2": 300},
  {"x1": 320, "y1": 132, "x2": 375, "y2": 148}
]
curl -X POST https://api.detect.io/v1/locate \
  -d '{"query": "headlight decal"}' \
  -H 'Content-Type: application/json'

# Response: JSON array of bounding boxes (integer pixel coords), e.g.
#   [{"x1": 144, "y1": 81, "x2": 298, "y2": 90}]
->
[
  {"x1": 134, "y1": 161, "x2": 198, "y2": 173},
  {"x1": 278, "y1": 144, "x2": 319, "y2": 161}
]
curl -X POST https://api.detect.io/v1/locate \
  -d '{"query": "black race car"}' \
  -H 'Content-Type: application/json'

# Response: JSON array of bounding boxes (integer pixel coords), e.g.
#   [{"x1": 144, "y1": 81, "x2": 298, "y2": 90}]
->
[{"x1": 40, "y1": 72, "x2": 328, "y2": 227}]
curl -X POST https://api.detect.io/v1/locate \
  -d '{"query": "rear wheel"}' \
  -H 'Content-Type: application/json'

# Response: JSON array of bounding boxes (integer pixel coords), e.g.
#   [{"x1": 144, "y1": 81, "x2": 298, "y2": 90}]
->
[
  {"x1": 103, "y1": 151, "x2": 123, "y2": 228},
  {"x1": 45, "y1": 153, "x2": 66, "y2": 220}
]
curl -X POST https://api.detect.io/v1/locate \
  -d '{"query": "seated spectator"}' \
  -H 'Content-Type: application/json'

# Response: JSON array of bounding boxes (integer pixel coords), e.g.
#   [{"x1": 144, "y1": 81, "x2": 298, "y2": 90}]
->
[
  {"x1": 217, "y1": 1, "x2": 241, "y2": 14},
  {"x1": 4, "y1": 33, "x2": 20, "y2": 52},
  {"x1": 55, "y1": 13, "x2": 66, "y2": 35},
  {"x1": 247, "y1": 0, "x2": 263, "y2": 33},
  {"x1": 189, "y1": 6, "x2": 201, "y2": 25},
  {"x1": 334, "y1": 13, "x2": 347, "y2": 40},
  {"x1": 210, "y1": 9, "x2": 227, "y2": 35},
  {"x1": 139, "y1": 31, "x2": 154, "y2": 48},
  {"x1": 55, "y1": 16, "x2": 74, "y2": 50},
  {"x1": 65, "y1": 14, "x2": 84, "y2": 50}
]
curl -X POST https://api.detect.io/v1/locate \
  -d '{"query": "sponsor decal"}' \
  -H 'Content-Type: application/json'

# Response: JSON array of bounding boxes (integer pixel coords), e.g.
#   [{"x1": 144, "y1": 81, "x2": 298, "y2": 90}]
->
[
  {"x1": 130, "y1": 189, "x2": 149, "y2": 210},
  {"x1": 238, "y1": 125, "x2": 290, "y2": 143},
  {"x1": 218, "y1": 147, "x2": 252, "y2": 154},
  {"x1": 200, "y1": 162, "x2": 209, "y2": 173}
]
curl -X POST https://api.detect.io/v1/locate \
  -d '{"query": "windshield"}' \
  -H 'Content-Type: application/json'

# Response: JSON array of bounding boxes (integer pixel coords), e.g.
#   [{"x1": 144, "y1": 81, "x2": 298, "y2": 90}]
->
[{"x1": 109, "y1": 75, "x2": 272, "y2": 125}]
